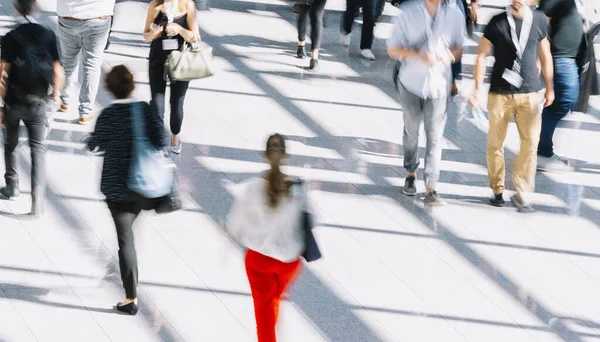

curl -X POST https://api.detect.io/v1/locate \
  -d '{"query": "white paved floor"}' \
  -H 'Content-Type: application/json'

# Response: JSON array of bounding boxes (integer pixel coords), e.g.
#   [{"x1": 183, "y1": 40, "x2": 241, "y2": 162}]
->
[{"x1": 1, "y1": 0, "x2": 600, "y2": 341}]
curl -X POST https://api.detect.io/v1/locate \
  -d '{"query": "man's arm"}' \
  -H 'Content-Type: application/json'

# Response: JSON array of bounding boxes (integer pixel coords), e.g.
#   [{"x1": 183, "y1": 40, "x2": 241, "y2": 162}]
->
[
  {"x1": 468, "y1": 36, "x2": 492, "y2": 107},
  {"x1": 449, "y1": 46, "x2": 463, "y2": 62},
  {"x1": 539, "y1": 37, "x2": 555, "y2": 106},
  {"x1": 386, "y1": 13, "x2": 432, "y2": 63},
  {"x1": 473, "y1": 36, "x2": 492, "y2": 94},
  {"x1": 0, "y1": 61, "x2": 10, "y2": 103},
  {"x1": 387, "y1": 46, "x2": 428, "y2": 61},
  {"x1": 0, "y1": 61, "x2": 8, "y2": 128},
  {"x1": 51, "y1": 61, "x2": 64, "y2": 102}
]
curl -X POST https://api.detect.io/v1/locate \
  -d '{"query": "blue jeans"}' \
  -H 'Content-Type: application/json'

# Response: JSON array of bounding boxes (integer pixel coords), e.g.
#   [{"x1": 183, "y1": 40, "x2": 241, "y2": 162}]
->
[
  {"x1": 397, "y1": 83, "x2": 448, "y2": 190},
  {"x1": 57, "y1": 17, "x2": 111, "y2": 116},
  {"x1": 537, "y1": 57, "x2": 579, "y2": 157}
]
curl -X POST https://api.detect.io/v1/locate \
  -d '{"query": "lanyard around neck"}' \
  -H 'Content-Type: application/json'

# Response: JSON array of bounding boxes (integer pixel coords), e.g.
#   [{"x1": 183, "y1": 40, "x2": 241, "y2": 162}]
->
[{"x1": 506, "y1": 7, "x2": 533, "y2": 63}]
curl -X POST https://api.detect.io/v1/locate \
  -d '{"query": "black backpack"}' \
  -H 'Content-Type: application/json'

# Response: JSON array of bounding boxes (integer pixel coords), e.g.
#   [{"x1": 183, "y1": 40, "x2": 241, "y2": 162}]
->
[{"x1": 9, "y1": 24, "x2": 54, "y2": 103}]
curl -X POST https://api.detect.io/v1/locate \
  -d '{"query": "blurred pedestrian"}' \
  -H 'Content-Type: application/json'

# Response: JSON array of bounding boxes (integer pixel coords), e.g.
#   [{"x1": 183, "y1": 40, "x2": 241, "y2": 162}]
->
[
  {"x1": 535, "y1": 0, "x2": 585, "y2": 172},
  {"x1": 105, "y1": 3, "x2": 116, "y2": 50},
  {"x1": 470, "y1": 0, "x2": 554, "y2": 212},
  {"x1": 296, "y1": 0, "x2": 328, "y2": 70},
  {"x1": 87, "y1": 65, "x2": 167, "y2": 315},
  {"x1": 0, "y1": 0, "x2": 64, "y2": 217},
  {"x1": 387, "y1": 0, "x2": 465, "y2": 205},
  {"x1": 143, "y1": 0, "x2": 200, "y2": 154},
  {"x1": 56, "y1": 0, "x2": 115, "y2": 124},
  {"x1": 342, "y1": 0, "x2": 377, "y2": 60},
  {"x1": 226, "y1": 134, "x2": 307, "y2": 342}
]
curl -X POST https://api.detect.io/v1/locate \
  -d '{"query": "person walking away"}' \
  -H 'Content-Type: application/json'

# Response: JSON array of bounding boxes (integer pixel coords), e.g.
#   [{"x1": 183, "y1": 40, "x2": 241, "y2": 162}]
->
[
  {"x1": 0, "y1": 0, "x2": 64, "y2": 217},
  {"x1": 535, "y1": 0, "x2": 585, "y2": 172},
  {"x1": 342, "y1": 0, "x2": 377, "y2": 60},
  {"x1": 451, "y1": 0, "x2": 468, "y2": 96},
  {"x1": 296, "y1": 0, "x2": 328, "y2": 70},
  {"x1": 87, "y1": 65, "x2": 167, "y2": 315},
  {"x1": 105, "y1": 3, "x2": 117, "y2": 51},
  {"x1": 387, "y1": 0, "x2": 465, "y2": 206},
  {"x1": 56, "y1": 0, "x2": 114, "y2": 125},
  {"x1": 469, "y1": 0, "x2": 554, "y2": 212},
  {"x1": 143, "y1": 0, "x2": 199, "y2": 154},
  {"x1": 226, "y1": 134, "x2": 307, "y2": 342}
]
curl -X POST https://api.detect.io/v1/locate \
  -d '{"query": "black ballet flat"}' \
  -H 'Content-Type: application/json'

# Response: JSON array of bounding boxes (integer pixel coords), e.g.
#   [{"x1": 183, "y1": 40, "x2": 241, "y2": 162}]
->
[
  {"x1": 115, "y1": 301, "x2": 139, "y2": 316},
  {"x1": 297, "y1": 46, "x2": 306, "y2": 59}
]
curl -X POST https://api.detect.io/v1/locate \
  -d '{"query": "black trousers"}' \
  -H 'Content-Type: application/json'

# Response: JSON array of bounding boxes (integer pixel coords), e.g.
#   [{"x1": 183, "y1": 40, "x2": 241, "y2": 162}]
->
[
  {"x1": 375, "y1": 0, "x2": 385, "y2": 19},
  {"x1": 343, "y1": 0, "x2": 375, "y2": 50},
  {"x1": 297, "y1": 0, "x2": 328, "y2": 51},
  {"x1": 107, "y1": 192, "x2": 156, "y2": 299},
  {"x1": 149, "y1": 61, "x2": 190, "y2": 136},
  {"x1": 3, "y1": 100, "x2": 49, "y2": 205}
]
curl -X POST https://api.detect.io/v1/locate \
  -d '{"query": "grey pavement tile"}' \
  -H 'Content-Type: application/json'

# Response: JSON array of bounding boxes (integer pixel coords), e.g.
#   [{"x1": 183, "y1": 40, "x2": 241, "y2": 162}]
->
[
  {"x1": 0, "y1": 289, "x2": 37, "y2": 342},
  {"x1": 4, "y1": 286, "x2": 110, "y2": 341}
]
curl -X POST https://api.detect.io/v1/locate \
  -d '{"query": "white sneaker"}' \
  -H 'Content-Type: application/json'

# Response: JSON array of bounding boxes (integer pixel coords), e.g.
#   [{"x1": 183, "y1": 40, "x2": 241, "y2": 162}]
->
[
  {"x1": 537, "y1": 154, "x2": 574, "y2": 172},
  {"x1": 361, "y1": 49, "x2": 375, "y2": 60},
  {"x1": 340, "y1": 32, "x2": 350, "y2": 47}
]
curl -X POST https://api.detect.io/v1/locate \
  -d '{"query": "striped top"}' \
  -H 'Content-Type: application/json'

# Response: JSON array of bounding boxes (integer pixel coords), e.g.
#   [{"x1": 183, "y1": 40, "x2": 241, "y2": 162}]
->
[{"x1": 87, "y1": 100, "x2": 165, "y2": 202}]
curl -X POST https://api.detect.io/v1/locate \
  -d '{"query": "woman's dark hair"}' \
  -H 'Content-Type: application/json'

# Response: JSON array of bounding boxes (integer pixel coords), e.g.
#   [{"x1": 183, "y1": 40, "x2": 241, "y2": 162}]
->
[
  {"x1": 105, "y1": 65, "x2": 135, "y2": 99},
  {"x1": 265, "y1": 134, "x2": 287, "y2": 208},
  {"x1": 14, "y1": 0, "x2": 36, "y2": 16}
]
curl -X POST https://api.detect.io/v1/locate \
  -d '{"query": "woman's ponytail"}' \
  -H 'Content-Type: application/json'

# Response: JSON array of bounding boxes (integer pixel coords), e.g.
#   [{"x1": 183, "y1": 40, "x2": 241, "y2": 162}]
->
[{"x1": 265, "y1": 134, "x2": 287, "y2": 208}]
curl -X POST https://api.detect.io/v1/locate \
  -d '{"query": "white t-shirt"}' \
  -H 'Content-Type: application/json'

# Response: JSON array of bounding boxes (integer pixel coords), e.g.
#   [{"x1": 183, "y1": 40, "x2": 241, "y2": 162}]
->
[
  {"x1": 226, "y1": 176, "x2": 307, "y2": 263},
  {"x1": 57, "y1": 0, "x2": 115, "y2": 19}
]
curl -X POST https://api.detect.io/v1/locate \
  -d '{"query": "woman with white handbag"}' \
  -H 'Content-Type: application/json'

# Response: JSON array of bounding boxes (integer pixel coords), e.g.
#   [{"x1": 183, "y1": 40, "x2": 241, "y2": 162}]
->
[
  {"x1": 87, "y1": 66, "x2": 178, "y2": 315},
  {"x1": 143, "y1": 0, "x2": 200, "y2": 154}
]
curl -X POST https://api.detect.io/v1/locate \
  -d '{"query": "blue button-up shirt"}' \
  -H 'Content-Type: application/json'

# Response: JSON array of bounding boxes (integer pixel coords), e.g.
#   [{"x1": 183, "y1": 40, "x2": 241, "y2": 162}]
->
[{"x1": 387, "y1": 0, "x2": 466, "y2": 99}]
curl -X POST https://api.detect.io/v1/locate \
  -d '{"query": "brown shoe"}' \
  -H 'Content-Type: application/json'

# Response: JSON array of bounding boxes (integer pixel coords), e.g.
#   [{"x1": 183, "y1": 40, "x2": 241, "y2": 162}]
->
[
  {"x1": 58, "y1": 104, "x2": 69, "y2": 112},
  {"x1": 292, "y1": 3, "x2": 299, "y2": 13},
  {"x1": 79, "y1": 114, "x2": 95, "y2": 125},
  {"x1": 451, "y1": 81, "x2": 458, "y2": 96}
]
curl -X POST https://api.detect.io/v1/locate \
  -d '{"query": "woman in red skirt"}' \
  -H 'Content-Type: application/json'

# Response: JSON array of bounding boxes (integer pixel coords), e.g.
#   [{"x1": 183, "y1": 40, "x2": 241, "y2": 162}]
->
[{"x1": 227, "y1": 133, "x2": 306, "y2": 342}]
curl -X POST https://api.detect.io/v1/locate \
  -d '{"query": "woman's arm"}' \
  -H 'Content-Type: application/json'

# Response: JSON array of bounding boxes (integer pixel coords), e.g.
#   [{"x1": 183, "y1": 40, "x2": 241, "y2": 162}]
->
[
  {"x1": 143, "y1": 1, "x2": 163, "y2": 42},
  {"x1": 87, "y1": 108, "x2": 112, "y2": 152},
  {"x1": 226, "y1": 183, "x2": 251, "y2": 241},
  {"x1": 166, "y1": 0, "x2": 200, "y2": 43}
]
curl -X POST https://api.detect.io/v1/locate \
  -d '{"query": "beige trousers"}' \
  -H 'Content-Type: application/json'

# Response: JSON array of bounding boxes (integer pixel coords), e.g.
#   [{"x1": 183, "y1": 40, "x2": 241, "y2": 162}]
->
[{"x1": 487, "y1": 92, "x2": 542, "y2": 195}]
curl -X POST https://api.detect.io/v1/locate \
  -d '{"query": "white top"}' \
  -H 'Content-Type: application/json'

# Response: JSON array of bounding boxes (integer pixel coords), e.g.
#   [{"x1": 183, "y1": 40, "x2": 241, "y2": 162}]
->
[
  {"x1": 226, "y1": 176, "x2": 307, "y2": 263},
  {"x1": 57, "y1": 0, "x2": 115, "y2": 19},
  {"x1": 387, "y1": 0, "x2": 466, "y2": 99}
]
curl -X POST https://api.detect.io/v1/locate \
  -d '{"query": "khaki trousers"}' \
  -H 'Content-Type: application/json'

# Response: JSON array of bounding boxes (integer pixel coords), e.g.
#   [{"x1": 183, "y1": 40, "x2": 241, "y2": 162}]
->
[{"x1": 487, "y1": 92, "x2": 542, "y2": 195}]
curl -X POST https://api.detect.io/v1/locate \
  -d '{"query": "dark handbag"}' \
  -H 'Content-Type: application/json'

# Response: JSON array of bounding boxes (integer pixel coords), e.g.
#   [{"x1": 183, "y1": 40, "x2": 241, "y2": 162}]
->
[
  {"x1": 287, "y1": 177, "x2": 321, "y2": 262},
  {"x1": 575, "y1": 22, "x2": 600, "y2": 113},
  {"x1": 301, "y1": 211, "x2": 321, "y2": 262},
  {"x1": 155, "y1": 169, "x2": 183, "y2": 214}
]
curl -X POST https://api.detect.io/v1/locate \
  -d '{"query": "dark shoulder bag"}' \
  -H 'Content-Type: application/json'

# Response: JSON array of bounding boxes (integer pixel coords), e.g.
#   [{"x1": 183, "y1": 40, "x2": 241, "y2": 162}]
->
[
  {"x1": 575, "y1": 22, "x2": 600, "y2": 113},
  {"x1": 288, "y1": 178, "x2": 322, "y2": 262}
]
